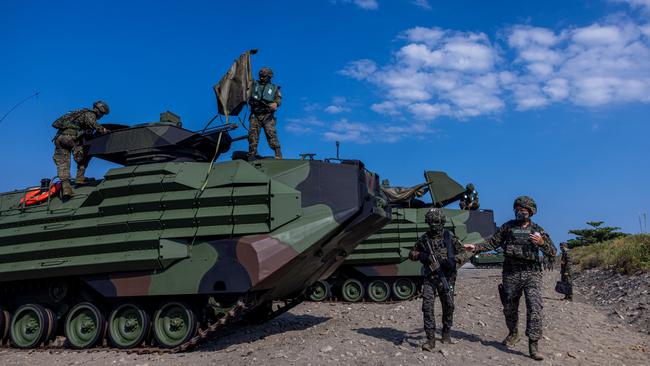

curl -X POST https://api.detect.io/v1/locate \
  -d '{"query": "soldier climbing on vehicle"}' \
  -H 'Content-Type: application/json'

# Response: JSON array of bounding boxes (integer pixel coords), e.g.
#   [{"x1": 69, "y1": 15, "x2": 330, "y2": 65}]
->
[
  {"x1": 52, "y1": 100, "x2": 110, "y2": 199},
  {"x1": 247, "y1": 67, "x2": 282, "y2": 160}
]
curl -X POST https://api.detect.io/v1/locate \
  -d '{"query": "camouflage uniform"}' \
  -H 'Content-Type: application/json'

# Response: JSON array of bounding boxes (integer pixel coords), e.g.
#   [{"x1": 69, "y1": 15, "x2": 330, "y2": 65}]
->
[
  {"x1": 409, "y1": 208, "x2": 463, "y2": 351},
  {"x1": 459, "y1": 183, "x2": 480, "y2": 210},
  {"x1": 560, "y1": 244, "x2": 573, "y2": 300},
  {"x1": 474, "y1": 196, "x2": 555, "y2": 361},
  {"x1": 52, "y1": 101, "x2": 108, "y2": 197},
  {"x1": 248, "y1": 68, "x2": 282, "y2": 159}
]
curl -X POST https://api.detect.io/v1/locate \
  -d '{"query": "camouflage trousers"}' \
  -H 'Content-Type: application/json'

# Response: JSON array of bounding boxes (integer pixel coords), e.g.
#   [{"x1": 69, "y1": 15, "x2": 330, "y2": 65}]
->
[
  {"x1": 501, "y1": 270, "x2": 544, "y2": 341},
  {"x1": 53, "y1": 134, "x2": 89, "y2": 182},
  {"x1": 561, "y1": 268, "x2": 573, "y2": 295},
  {"x1": 422, "y1": 275, "x2": 456, "y2": 339},
  {"x1": 248, "y1": 112, "x2": 280, "y2": 156}
]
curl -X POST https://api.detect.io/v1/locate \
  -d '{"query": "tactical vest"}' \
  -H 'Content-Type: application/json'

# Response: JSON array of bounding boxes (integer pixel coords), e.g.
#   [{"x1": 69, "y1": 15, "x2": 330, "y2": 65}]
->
[
  {"x1": 251, "y1": 81, "x2": 278, "y2": 104},
  {"x1": 502, "y1": 226, "x2": 540, "y2": 262}
]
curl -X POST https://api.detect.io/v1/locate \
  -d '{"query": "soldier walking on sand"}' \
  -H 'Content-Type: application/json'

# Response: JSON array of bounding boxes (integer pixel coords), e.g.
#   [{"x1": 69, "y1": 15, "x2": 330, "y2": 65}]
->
[
  {"x1": 52, "y1": 101, "x2": 110, "y2": 199},
  {"x1": 409, "y1": 208, "x2": 468, "y2": 351},
  {"x1": 465, "y1": 196, "x2": 556, "y2": 361},
  {"x1": 247, "y1": 67, "x2": 282, "y2": 160},
  {"x1": 560, "y1": 242, "x2": 573, "y2": 301}
]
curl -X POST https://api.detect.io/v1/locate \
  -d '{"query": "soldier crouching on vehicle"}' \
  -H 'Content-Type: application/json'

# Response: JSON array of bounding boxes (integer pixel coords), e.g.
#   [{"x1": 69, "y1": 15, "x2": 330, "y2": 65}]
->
[
  {"x1": 560, "y1": 242, "x2": 573, "y2": 301},
  {"x1": 52, "y1": 101, "x2": 110, "y2": 199},
  {"x1": 459, "y1": 183, "x2": 479, "y2": 210},
  {"x1": 247, "y1": 67, "x2": 282, "y2": 160},
  {"x1": 409, "y1": 208, "x2": 468, "y2": 351},
  {"x1": 465, "y1": 196, "x2": 556, "y2": 361}
]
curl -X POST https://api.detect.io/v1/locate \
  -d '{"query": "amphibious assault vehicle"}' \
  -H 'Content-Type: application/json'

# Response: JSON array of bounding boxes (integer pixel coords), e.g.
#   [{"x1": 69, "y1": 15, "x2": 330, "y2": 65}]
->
[
  {"x1": 307, "y1": 171, "x2": 497, "y2": 302},
  {"x1": 470, "y1": 248, "x2": 505, "y2": 268},
  {"x1": 0, "y1": 116, "x2": 389, "y2": 351}
]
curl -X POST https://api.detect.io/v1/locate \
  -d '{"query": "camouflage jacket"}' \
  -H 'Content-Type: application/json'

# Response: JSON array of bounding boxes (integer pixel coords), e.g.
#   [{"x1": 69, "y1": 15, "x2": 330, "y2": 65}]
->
[
  {"x1": 475, "y1": 219, "x2": 556, "y2": 270},
  {"x1": 409, "y1": 229, "x2": 463, "y2": 278},
  {"x1": 55, "y1": 109, "x2": 103, "y2": 135},
  {"x1": 561, "y1": 250, "x2": 572, "y2": 275}
]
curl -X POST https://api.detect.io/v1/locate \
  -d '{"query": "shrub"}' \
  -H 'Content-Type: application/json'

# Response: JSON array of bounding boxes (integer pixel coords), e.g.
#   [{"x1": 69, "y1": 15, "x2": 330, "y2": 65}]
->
[{"x1": 571, "y1": 234, "x2": 650, "y2": 274}]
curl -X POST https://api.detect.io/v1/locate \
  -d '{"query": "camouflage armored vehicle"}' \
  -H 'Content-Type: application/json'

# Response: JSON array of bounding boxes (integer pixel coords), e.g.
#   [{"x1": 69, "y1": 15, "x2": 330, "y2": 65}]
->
[
  {"x1": 308, "y1": 171, "x2": 497, "y2": 302},
  {"x1": 470, "y1": 248, "x2": 504, "y2": 268},
  {"x1": 0, "y1": 117, "x2": 389, "y2": 351}
]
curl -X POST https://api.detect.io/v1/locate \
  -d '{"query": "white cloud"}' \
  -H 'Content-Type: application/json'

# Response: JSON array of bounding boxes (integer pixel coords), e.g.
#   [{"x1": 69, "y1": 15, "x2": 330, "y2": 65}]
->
[
  {"x1": 411, "y1": 0, "x2": 432, "y2": 10},
  {"x1": 341, "y1": 15, "x2": 650, "y2": 122},
  {"x1": 331, "y1": 0, "x2": 378, "y2": 10},
  {"x1": 285, "y1": 117, "x2": 324, "y2": 134},
  {"x1": 324, "y1": 96, "x2": 352, "y2": 114},
  {"x1": 614, "y1": 0, "x2": 650, "y2": 12},
  {"x1": 338, "y1": 59, "x2": 377, "y2": 80}
]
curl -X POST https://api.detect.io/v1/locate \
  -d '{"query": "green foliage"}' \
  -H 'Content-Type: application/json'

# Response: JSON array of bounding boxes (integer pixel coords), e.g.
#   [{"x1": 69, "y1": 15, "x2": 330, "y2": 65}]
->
[
  {"x1": 567, "y1": 220, "x2": 628, "y2": 248},
  {"x1": 572, "y1": 234, "x2": 650, "y2": 274}
]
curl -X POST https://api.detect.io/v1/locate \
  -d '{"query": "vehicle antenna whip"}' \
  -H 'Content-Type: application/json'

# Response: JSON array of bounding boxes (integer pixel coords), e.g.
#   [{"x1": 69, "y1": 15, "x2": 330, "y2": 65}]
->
[{"x1": 0, "y1": 92, "x2": 40, "y2": 126}]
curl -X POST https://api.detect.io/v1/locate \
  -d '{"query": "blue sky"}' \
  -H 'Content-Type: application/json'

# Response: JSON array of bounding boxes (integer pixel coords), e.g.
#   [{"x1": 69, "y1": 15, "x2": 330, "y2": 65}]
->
[{"x1": 1, "y1": 0, "x2": 649, "y2": 243}]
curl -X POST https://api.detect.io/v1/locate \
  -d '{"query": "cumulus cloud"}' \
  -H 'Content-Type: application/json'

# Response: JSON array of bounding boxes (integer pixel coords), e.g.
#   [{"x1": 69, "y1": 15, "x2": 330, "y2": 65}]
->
[
  {"x1": 324, "y1": 96, "x2": 352, "y2": 114},
  {"x1": 340, "y1": 13, "x2": 650, "y2": 124},
  {"x1": 508, "y1": 20, "x2": 650, "y2": 108}
]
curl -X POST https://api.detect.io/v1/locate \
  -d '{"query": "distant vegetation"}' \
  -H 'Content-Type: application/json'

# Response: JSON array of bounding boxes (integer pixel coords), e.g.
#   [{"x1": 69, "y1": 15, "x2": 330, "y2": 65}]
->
[
  {"x1": 567, "y1": 221, "x2": 628, "y2": 248},
  {"x1": 572, "y1": 234, "x2": 650, "y2": 274}
]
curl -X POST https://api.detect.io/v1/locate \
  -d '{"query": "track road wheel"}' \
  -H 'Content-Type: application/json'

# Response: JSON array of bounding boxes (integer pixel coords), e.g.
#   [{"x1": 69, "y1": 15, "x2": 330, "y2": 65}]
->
[
  {"x1": 392, "y1": 278, "x2": 416, "y2": 300},
  {"x1": 0, "y1": 307, "x2": 10, "y2": 344},
  {"x1": 341, "y1": 278, "x2": 364, "y2": 302},
  {"x1": 153, "y1": 302, "x2": 198, "y2": 348},
  {"x1": 10, "y1": 304, "x2": 51, "y2": 349},
  {"x1": 65, "y1": 302, "x2": 106, "y2": 349},
  {"x1": 108, "y1": 303, "x2": 150, "y2": 349},
  {"x1": 367, "y1": 280, "x2": 391, "y2": 302},
  {"x1": 309, "y1": 280, "x2": 331, "y2": 302}
]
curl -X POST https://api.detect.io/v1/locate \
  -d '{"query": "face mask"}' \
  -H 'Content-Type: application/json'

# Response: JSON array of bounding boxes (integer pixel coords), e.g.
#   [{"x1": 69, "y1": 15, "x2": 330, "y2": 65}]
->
[{"x1": 515, "y1": 210, "x2": 528, "y2": 222}]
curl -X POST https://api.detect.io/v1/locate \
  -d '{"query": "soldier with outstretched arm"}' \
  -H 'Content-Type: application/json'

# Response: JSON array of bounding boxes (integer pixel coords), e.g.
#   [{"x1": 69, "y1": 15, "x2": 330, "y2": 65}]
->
[{"x1": 464, "y1": 196, "x2": 556, "y2": 361}]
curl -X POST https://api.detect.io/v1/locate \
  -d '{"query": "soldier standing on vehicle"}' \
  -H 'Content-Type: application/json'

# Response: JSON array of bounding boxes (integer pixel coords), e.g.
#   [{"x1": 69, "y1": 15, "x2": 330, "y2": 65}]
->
[
  {"x1": 560, "y1": 242, "x2": 573, "y2": 301},
  {"x1": 52, "y1": 101, "x2": 110, "y2": 199},
  {"x1": 465, "y1": 196, "x2": 556, "y2": 361},
  {"x1": 459, "y1": 183, "x2": 479, "y2": 210},
  {"x1": 247, "y1": 67, "x2": 282, "y2": 160},
  {"x1": 409, "y1": 208, "x2": 467, "y2": 351}
]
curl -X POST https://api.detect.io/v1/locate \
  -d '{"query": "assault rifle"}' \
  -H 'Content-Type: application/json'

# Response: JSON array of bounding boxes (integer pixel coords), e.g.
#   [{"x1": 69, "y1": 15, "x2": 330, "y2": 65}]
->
[{"x1": 423, "y1": 237, "x2": 450, "y2": 292}]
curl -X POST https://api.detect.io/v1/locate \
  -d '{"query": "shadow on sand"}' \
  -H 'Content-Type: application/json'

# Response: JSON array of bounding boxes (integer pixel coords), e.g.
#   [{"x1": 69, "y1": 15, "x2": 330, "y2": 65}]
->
[
  {"x1": 355, "y1": 327, "x2": 528, "y2": 357},
  {"x1": 197, "y1": 313, "x2": 331, "y2": 352}
]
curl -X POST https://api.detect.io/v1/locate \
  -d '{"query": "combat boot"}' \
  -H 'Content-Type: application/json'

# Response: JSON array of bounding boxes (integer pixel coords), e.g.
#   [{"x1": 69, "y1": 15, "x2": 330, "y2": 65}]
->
[
  {"x1": 564, "y1": 295, "x2": 573, "y2": 301},
  {"x1": 529, "y1": 340, "x2": 544, "y2": 361},
  {"x1": 441, "y1": 326, "x2": 452, "y2": 344},
  {"x1": 274, "y1": 147, "x2": 283, "y2": 160},
  {"x1": 61, "y1": 180, "x2": 74, "y2": 200},
  {"x1": 502, "y1": 330, "x2": 520, "y2": 347},
  {"x1": 421, "y1": 336, "x2": 435, "y2": 352}
]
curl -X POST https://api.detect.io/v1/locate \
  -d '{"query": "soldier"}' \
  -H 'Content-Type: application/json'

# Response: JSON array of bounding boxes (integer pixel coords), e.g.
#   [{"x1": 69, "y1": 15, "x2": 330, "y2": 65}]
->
[
  {"x1": 247, "y1": 67, "x2": 282, "y2": 160},
  {"x1": 409, "y1": 208, "x2": 466, "y2": 351},
  {"x1": 465, "y1": 196, "x2": 556, "y2": 361},
  {"x1": 52, "y1": 101, "x2": 110, "y2": 198},
  {"x1": 459, "y1": 183, "x2": 479, "y2": 210},
  {"x1": 560, "y1": 242, "x2": 573, "y2": 301}
]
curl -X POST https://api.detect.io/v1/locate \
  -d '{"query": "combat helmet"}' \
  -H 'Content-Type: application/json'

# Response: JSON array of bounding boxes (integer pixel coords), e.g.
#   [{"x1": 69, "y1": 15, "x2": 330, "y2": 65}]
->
[
  {"x1": 93, "y1": 100, "x2": 110, "y2": 115},
  {"x1": 466, "y1": 183, "x2": 475, "y2": 191},
  {"x1": 425, "y1": 208, "x2": 445, "y2": 227},
  {"x1": 259, "y1": 67, "x2": 273, "y2": 79},
  {"x1": 513, "y1": 195, "x2": 537, "y2": 216}
]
